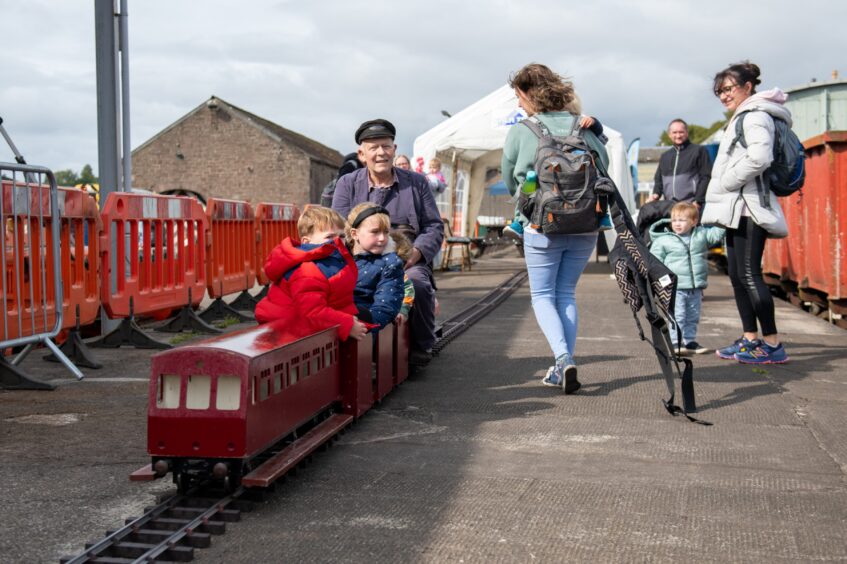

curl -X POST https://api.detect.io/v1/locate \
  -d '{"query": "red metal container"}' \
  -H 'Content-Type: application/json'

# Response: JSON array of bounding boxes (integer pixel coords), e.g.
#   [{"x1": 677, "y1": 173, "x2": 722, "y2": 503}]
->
[
  {"x1": 764, "y1": 131, "x2": 847, "y2": 315},
  {"x1": 798, "y1": 132, "x2": 847, "y2": 311}
]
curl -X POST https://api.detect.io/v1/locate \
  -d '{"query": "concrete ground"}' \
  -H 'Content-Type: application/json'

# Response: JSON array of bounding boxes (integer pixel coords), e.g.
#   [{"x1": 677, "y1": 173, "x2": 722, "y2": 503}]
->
[{"x1": 2, "y1": 249, "x2": 846, "y2": 563}]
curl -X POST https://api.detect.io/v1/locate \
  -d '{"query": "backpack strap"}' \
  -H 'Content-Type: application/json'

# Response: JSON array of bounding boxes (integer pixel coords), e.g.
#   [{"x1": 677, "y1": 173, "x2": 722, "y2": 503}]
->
[
  {"x1": 521, "y1": 115, "x2": 550, "y2": 139},
  {"x1": 521, "y1": 114, "x2": 583, "y2": 139},
  {"x1": 568, "y1": 113, "x2": 584, "y2": 137},
  {"x1": 729, "y1": 110, "x2": 758, "y2": 153}
]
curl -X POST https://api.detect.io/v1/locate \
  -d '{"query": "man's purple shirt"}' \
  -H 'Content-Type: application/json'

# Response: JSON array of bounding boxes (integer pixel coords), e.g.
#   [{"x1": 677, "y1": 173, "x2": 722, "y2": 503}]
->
[{"x1": 332, "y1": 167, "x2": 445, "y2": 265}]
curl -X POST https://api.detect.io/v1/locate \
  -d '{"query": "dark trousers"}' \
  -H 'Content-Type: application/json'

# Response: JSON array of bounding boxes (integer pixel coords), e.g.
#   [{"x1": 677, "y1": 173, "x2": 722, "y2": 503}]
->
[
  {"x1": 726, "y1": 217, "x2": 778, "y2": 336},
  {"x1": 406, "y1": 264, "x2": 437, "y2": 351}
]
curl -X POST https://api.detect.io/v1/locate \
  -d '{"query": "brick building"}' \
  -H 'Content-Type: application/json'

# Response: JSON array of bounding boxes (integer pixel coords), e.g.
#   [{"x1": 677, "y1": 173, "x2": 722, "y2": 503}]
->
[{"x1": 131, "y1": 96, "x2": 343, "y2": 206}]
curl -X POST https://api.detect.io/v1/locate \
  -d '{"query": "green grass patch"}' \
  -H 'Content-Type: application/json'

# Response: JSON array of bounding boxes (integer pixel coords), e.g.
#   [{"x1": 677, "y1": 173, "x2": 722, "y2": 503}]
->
[
  {"x1": 214, "y1": 316, "x2": 240, "y2": 329},
  {"x1": 169, "y1": 331, "x2": 199, "y2": 345}
]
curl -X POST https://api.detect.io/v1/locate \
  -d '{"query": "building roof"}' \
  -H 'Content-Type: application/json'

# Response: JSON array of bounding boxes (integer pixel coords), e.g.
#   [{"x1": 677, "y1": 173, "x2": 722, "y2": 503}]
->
[
  {"x1": 638, "y1": 146, "x2": 671, "y2": 163},
  {"x1": 133, "y1": 96, "x2": 343, "y2": 168}
]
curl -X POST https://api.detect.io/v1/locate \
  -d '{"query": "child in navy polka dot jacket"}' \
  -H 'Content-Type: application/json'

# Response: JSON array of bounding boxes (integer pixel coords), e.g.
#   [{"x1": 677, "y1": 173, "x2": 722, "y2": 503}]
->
[{"x1": 346, "y1": 203, "x2": 405, "y2": 330}]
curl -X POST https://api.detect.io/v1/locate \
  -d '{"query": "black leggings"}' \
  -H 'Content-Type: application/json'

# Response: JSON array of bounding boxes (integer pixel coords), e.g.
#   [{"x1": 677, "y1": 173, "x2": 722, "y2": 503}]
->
[{"x1": 725, "y1": 217, "x2": 778, "y2": 336}]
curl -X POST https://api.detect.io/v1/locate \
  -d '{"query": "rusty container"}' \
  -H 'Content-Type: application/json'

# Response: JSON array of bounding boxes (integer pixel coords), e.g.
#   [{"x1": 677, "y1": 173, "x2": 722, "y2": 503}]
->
[{"x1": 799, "y1": 132, "x2": 847, "y2": 313}]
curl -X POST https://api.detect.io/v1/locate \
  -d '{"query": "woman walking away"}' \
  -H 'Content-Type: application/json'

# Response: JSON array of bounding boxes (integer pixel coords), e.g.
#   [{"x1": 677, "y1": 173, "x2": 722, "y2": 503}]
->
[
  {"x1": 701, "y1": 61, "x2": 790, "y2": 364},
  {"x1": 501, "y1": 63, "x2": 609, "y2": 393}
]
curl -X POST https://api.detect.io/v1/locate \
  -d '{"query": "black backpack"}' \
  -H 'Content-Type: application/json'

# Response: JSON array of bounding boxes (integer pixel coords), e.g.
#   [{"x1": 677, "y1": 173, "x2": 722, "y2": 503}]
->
[
  {"x1": 518, "y1": 115, "x2": 605, "y2": 235},
  {"x1": 729, "y1": 110, "x2": 806, "y2": 204}
]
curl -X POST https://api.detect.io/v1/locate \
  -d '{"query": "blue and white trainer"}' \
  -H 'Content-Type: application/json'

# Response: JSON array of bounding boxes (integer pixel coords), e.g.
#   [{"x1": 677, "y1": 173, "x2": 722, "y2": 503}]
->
[
  {"x1": 503, "y1": 220, "x2": 524, "y2": 241},
  {"x1": 735, "y1": 342, "x2": 789, "y2": 364},
  {"x1": 541, "y1": 364, "x2": 563, "y2": 387},
  {"x1": 560, "y1": 355, "x2": 580, "y2": 395},
  {"x1": 716, "y1": 337, "x2": 760, "y2": 360}
]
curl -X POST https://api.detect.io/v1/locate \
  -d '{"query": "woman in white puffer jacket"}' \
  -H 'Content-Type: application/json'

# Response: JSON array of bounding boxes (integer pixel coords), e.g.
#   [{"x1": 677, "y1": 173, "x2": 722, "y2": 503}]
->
[{"x1": 702, "y1": 61, "x2": 789, "y2": 364}]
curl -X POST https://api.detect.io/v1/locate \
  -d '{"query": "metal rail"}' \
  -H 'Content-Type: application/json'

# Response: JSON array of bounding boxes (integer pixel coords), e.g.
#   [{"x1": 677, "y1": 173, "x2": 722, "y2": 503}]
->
[{"x1": 433, "y1": 268, "x2": 528, "y2": 354}]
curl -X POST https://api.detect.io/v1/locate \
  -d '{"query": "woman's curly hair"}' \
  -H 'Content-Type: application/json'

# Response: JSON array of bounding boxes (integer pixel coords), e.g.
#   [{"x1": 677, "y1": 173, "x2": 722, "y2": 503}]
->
[{"x1": 508, "y1": 63, "x2": 579, "y2": 114}]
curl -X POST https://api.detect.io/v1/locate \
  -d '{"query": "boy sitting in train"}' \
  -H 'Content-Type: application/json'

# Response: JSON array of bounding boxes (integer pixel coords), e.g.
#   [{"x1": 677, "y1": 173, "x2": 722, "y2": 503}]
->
[
  {"x1": 345, "y1": 203, "x2": 406, "y2": 330},
  {"x1": 255, "y1": 206, "x2": 370, "y2": 341}
]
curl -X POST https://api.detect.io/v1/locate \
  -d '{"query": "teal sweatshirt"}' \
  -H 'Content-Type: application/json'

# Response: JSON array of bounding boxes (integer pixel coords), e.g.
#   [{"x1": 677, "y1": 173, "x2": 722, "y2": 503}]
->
[{"x1": 649, "y1": 219, "x2": 726, "y2": 289}]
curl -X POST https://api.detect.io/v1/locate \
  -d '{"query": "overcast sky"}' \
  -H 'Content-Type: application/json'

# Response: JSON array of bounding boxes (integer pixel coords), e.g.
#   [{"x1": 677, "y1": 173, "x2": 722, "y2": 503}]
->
[{"x1": 1, "y1": 0, "x2": 843, "y2": 175}]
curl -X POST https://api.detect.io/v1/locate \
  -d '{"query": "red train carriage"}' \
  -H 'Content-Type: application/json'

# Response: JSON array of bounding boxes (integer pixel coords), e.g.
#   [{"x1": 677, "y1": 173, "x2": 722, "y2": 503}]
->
[{"x1": 133, "y1": 318, "x2": 410, "y2": 491}]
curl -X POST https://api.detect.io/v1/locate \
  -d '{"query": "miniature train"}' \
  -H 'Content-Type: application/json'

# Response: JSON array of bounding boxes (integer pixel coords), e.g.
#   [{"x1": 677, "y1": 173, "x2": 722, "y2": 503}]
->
[{"x1": 131, "y1": 318, "x2": 409, "y2": 492}]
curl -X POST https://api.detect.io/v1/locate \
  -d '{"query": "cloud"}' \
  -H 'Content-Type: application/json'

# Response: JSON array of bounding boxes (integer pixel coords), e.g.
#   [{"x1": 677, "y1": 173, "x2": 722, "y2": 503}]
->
[{"x1": 1, "y1": 0, "x2": 844, "y2": 173}]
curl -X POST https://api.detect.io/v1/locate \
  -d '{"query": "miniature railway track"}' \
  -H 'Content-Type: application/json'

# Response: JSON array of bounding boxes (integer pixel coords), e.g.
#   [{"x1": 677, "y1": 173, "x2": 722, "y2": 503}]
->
[
  {"x1": 61, "y1": 267, "x2": 527, "y2": 563},
  {"x1": 433, "y1": 268, "x2": 528, "y2": 354},
  {"x1": 62, "y1": 487, "x2": 252, "y2": 564}
]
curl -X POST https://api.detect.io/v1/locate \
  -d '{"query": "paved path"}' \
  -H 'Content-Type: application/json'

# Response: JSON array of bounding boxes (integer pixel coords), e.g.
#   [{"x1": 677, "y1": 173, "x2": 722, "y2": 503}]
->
[{"x1": 2, "y1": 252, "x2": 846, "y2": 562}]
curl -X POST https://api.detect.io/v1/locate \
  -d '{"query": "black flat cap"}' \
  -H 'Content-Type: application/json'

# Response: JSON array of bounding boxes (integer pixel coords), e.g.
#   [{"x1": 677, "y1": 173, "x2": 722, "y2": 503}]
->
[{"x1": 355, "y1": 119, "x2": 396, "y2": 144}]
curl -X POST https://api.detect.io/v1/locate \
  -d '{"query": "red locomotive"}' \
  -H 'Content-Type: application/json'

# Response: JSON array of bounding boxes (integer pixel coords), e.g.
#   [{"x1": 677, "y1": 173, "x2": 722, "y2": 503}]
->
[{"x1": 131, "y1": 318, "x2": 409, "y2": 491}]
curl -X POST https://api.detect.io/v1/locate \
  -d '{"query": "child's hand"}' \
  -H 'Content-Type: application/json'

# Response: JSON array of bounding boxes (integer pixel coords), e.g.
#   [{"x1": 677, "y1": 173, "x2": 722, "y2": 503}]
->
[
  {"x1": 349, "y1": 318, "x2": 368, "y2": 341},
  {"x1": 394, "y1": 313, "x2": 407, "y2": 324},
  {"x1": 579, "y1": 115, "x2": 595, "y2": 129}
]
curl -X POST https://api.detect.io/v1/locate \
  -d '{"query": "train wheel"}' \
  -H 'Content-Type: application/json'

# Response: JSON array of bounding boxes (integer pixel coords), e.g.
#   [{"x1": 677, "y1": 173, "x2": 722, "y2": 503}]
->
[
  {"x1": 176, "y1": 472, "x2": 191, "y2": 494},
  {"x1": 226, "y1": 465, "x2": 243, "y2": 493}
]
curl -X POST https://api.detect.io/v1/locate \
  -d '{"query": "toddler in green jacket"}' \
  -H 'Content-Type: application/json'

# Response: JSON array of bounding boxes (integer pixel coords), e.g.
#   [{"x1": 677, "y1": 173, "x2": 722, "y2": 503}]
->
[{"x1": 649, "y1": 202, "x2": 725, "y2": 355}]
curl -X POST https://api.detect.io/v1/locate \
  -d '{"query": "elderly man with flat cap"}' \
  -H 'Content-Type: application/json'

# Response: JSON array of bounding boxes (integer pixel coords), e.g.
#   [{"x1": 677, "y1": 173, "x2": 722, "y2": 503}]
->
[{"x1": 332, "y1": 119, "x2": 444, "y2": 365}]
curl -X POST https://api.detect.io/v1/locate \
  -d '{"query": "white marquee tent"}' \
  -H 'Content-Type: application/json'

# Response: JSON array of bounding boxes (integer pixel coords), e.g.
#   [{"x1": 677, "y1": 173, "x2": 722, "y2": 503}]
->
[{"x1": 413, "y1": 85, "x2": 635, "y2": 242}]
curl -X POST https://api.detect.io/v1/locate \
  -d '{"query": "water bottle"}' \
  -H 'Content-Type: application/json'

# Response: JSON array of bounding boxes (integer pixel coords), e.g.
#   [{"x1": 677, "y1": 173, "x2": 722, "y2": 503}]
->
[{"x1": 521, "y1": 170, "x2": 538, "y2": 195}]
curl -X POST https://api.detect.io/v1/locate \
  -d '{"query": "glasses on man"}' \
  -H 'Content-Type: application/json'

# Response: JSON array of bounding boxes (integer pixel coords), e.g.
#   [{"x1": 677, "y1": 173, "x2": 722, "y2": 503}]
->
[{"x1": 714, "y1": 84, "x2": 738, "y2": 97}]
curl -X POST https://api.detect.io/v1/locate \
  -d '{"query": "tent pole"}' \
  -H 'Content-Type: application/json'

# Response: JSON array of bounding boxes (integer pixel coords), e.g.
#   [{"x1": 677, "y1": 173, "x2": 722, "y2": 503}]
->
[{"x1": 448, "y1": 150, "x2": 458, "y2": 229}]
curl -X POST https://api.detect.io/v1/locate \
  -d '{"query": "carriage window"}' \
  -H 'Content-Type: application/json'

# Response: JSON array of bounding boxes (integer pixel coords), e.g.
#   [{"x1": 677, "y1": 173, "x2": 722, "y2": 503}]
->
[
  {"x1": 273, "y1": 372, "x2": 282, "y2": 394},
  {"x1": 290, "y1": 365, "x2": 299, "y2": 385},
  {"x1": 156, "y1": 374, "x2": 181, "y2": 409},
  {"x1": 324, "y1": 348, "x2": 332, "y2": 367},
  {"x1": 186, "y1": 375, "x2": 211, "y2": 409},
  {"x1": 216, "y1": 376, "x2": 240, "y2": 411},
  {"x1": 311, "y1": 356, "x2": 320, "y2": 374},
  {"x1": 259, "y1": 377, "x2": 269, "y2": 401}
]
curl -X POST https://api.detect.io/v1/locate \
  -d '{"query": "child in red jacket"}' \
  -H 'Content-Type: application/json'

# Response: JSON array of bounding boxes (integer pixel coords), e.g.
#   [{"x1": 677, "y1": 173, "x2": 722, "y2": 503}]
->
[{"x1": 255, "y1": 206, "x2": 369, "y2": 341}]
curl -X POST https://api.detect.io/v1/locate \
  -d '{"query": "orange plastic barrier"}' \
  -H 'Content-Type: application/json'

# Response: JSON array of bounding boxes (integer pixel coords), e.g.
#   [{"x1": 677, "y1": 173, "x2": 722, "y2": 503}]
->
[
  {"x1": 1, "y1": 180, "x2": 61, "y2": 341},
  {"x1": 205, "y1": 198, "x2": 256, "y2": 299},
  {"x1": 255, "y1": 202, "x2": 299, "y2": 286},
  {"x1": 57, "y1": 188, "x2": 101, "y2": 329},
  {"x1": 98, "y1": 192, "x2": 208, "y2": 319}
]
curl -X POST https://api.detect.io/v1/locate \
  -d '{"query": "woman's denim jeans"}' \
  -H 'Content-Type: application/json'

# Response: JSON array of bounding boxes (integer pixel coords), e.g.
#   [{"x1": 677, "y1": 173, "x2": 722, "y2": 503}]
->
[{"x1": 523, "y1": 230, "x2": 596, "y2": 360}]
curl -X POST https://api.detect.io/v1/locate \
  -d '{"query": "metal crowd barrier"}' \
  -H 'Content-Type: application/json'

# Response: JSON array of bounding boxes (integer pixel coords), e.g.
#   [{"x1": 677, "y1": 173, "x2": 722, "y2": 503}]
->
[
  {"x1": 43, "y1": 188, "x2": 103, "y2": 369},
  {"x1": 1, "y1": 163, "x2": 82, "y2": 390}
]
